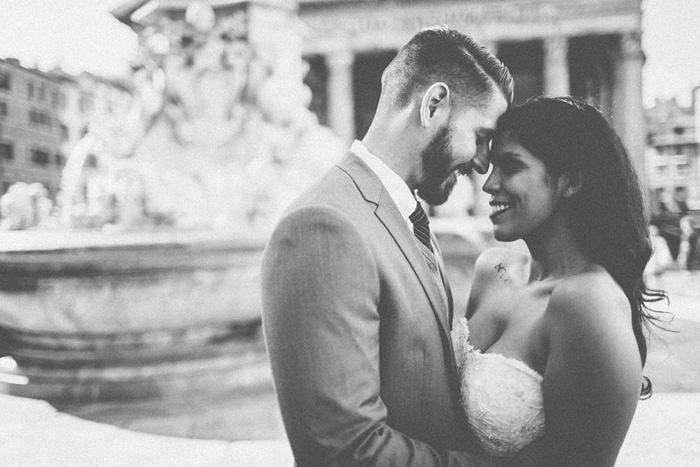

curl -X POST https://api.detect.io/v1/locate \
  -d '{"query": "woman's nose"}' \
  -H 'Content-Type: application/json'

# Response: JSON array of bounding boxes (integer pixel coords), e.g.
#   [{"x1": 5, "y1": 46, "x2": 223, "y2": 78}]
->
[{"x1": 482, "y1": 170, "x2": 498, "y2": 194}]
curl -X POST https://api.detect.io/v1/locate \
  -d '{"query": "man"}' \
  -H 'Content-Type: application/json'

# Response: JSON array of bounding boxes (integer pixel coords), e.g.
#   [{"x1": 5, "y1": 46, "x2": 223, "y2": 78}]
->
[{"x1": 262, "y1": 26, "x2": 513, "y2": 466}]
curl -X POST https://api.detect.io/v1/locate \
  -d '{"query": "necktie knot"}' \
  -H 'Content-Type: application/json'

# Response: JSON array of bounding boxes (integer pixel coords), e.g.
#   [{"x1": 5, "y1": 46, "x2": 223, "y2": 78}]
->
[{"x1": 409, "y1": 202, "x2": 433, "y2": 253}]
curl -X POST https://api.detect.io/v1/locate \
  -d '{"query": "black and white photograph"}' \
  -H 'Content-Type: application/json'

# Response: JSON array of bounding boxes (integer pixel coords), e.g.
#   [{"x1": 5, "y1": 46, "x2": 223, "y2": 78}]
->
[{"x1": 0, "y1": 0, "x2": 698, "y2": 465}]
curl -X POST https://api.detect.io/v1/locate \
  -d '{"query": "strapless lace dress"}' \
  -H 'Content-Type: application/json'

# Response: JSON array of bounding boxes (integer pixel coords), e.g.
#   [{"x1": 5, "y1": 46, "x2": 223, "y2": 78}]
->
[{"x1": 452, "y1": 318, "x2": 545, "y2": 457}]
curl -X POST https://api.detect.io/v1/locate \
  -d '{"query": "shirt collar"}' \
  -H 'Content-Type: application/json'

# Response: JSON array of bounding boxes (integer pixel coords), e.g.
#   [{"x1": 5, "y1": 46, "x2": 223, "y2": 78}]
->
[{"x1": 351, "y1": 140, "x2": 417, "y2": 221}]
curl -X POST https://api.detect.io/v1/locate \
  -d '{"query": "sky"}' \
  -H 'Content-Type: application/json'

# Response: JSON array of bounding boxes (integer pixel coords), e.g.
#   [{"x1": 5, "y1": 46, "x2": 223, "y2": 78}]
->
[{"x1": 0, "y1": 0, "x2": 699, "y2": 108}]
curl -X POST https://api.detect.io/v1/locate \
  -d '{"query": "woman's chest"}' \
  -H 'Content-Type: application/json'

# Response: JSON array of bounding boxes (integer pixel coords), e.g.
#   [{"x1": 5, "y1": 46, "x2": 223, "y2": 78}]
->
[{"x1": 468, "y1": 285, "x2": 551, "y2": 375}]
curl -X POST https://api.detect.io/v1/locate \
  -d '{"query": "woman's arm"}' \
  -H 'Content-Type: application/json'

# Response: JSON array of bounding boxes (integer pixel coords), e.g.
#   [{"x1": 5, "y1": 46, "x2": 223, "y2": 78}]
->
[
  {"x1": 540, "y1": 274, "x2": 643, "y2": 467},
  {"x1": 465, "y1": 247, "x2": 518, "y2": 320}
]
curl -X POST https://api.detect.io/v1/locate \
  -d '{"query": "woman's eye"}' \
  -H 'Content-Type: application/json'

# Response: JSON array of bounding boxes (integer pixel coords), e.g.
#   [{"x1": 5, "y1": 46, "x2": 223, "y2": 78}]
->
[{"x1": 499, "y1": 162, "x2": 522, "y2": 174}]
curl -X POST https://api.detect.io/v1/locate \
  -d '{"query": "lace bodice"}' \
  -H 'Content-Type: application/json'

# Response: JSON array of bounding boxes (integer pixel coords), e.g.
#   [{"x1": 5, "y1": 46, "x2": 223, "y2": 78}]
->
[{"x1": 452, "y1": 318, "x2": 545, "y2": 457}]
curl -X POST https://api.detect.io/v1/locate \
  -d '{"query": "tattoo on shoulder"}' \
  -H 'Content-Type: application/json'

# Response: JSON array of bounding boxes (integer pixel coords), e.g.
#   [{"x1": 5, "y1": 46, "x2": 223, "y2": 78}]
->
[{"x1": 495, "y1": 263, "x2": 510, "y2": 282}]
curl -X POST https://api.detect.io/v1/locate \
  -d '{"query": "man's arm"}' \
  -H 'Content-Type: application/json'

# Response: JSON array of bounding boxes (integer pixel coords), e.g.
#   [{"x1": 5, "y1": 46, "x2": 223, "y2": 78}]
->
[{"x1": 262, "y1": 205, "x2": 499, "y2": 467}]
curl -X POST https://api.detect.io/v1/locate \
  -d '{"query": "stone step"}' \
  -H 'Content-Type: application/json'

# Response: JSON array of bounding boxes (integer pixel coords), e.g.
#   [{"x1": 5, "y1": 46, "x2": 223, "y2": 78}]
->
[{"x1": 0, "y1": 322, "x2": 271, "y2": 404}]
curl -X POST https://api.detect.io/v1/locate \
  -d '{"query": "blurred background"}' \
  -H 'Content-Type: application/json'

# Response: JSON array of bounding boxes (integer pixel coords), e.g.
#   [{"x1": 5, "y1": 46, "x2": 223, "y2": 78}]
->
[{"x1": 0, "y1": 0, "x2": 698, "y2": 464}]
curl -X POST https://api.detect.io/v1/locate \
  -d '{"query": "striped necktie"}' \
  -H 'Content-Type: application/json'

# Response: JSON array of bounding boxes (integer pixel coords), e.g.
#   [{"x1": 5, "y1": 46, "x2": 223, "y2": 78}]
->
[{"x1": 409, "y1": 201, "x2": 433, "y2": 253}]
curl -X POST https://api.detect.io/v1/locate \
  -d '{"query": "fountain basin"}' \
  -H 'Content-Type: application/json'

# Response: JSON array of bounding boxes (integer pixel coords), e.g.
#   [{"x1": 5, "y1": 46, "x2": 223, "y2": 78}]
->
[
  {"x1": 0, "y1": 229, "x2": 268, "y2": 403},
  {"x1": 0, "y1": 229, "x2": 265, "y2": 333}
]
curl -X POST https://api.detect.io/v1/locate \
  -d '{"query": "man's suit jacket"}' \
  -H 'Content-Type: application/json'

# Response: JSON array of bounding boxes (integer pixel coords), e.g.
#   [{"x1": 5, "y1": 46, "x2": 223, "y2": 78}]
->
[{"x1": 262, "y1": 151, "x2": 478, "y2": 466}]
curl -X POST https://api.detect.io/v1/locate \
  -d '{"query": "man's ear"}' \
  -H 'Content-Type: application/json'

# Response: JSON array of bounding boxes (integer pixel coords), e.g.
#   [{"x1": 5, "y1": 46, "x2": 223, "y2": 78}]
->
[
  {"x1": 420, "y1": 82, "x2": 450, "y2": 128},
  {"x1": 561, "y1": 165, "x2": 583, "y2": 198}
]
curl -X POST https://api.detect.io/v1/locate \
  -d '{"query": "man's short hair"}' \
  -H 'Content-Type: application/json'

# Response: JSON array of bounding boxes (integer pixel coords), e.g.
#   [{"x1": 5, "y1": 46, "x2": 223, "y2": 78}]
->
[{"x1": 380, "y1": 26, "x2": 514, "y2": 110}]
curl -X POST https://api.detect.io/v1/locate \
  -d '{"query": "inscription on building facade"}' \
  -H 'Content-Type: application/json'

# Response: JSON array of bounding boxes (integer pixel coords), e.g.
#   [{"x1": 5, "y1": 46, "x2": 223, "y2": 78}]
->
[{"x1": 302, "y1": 0, "x2": 639, "y2": 36}]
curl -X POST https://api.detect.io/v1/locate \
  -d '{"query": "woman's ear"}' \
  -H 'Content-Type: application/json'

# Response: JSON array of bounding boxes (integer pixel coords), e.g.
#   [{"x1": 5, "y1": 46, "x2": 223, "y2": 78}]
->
[
  {"x1": 420, "y1": 82, "x2": 450, "y2": 128},
  {"x1": 561, "y1": 165, "x2": 583, "y2": 198}
]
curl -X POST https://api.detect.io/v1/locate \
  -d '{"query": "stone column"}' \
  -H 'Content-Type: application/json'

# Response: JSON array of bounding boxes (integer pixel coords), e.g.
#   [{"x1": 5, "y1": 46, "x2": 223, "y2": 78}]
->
[
  {"x1": 543, "y1": 36, "x2": 570, "y2": 96},
  {"x1": 326, "y1": 50, "x2": 356, "y2": 145},
  {"x1": 695, "y1": 86, "x2": 700, "y2": 145},
  {"x1": 615, "y1": 32, "x2": 646, "y2": 188}
]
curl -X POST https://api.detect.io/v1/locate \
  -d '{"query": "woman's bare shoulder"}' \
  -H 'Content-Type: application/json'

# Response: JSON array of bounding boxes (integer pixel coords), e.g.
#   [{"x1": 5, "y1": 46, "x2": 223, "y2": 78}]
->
[
  {"x1": 545, "y1": 269, "x2": 633, "y2": 345},
  {"x1": 549, "y1": 270, "x2": 629, "y2": 317}
]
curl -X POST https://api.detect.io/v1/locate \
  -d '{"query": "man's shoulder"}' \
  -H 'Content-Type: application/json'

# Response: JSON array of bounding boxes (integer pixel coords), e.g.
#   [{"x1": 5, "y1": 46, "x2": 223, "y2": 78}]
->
[{"x1": 288, "y1": 166, "x2": 359, "y2": 211}]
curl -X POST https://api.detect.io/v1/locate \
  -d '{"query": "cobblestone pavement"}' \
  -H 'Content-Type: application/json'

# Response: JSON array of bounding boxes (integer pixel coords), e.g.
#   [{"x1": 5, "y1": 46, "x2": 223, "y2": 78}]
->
[{"x1": 618, "y1": 392, "x2": 700, "y2": 466}]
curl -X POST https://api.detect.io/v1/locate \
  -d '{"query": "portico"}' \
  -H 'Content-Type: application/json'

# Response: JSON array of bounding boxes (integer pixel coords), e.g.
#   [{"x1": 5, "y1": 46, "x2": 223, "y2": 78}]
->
[{"x1": 299, "y1": 0, "x2": 645, "y2": 182}]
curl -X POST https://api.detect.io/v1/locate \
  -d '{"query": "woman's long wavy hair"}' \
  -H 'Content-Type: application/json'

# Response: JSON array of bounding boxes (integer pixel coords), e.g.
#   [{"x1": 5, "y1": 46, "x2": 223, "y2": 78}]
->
[{"x1": 496, "y1": 96, "x2": 667, "y2": 398}]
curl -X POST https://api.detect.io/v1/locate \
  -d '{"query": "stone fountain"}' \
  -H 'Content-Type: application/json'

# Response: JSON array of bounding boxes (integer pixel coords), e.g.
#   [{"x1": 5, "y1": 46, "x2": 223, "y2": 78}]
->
[{"x1": 0, "y1": 0, "x2": 344, "y2": 405}]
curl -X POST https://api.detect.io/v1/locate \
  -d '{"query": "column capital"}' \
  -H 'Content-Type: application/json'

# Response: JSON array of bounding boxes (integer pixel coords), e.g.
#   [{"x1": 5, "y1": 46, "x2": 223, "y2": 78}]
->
[{"x1": 620, "y1": 32, "x2": 645, "y2": 62}]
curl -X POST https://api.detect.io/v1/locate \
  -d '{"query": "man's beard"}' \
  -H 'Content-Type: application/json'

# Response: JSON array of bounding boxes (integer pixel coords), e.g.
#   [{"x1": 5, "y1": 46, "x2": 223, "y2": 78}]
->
[{"x1": 416, "y1": 125, "x2": 456, "y2": 206}]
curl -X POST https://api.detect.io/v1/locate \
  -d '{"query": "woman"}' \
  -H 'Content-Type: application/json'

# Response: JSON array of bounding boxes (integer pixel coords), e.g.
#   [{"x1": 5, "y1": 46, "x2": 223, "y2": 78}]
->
[{"x1": 453, "y1": 96, "x2": 665, "y2": 466}]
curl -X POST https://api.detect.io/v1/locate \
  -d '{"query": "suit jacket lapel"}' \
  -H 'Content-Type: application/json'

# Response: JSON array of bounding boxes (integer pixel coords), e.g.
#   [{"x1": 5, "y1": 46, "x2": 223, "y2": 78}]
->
[
  {"x1": 375, "y1": 199, "x2": 453, "y2": 339},
  {"x1": 337, "y1": 153, "x2": 454, "y2": 351}
]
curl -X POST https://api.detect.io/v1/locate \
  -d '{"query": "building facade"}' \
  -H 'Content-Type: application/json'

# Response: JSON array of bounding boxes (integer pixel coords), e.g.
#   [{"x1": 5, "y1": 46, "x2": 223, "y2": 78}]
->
[
  {"x1": 0, "y1": 58, "x2": 131, "y2": 199},
  {"x1": 0, "y1": 58, "x2": 66, "y2": 197},
  {"x1": 646, "y1": 89, "x2": 700, "y2": 212},
  {"x1": 298, "y1": 0, "x2": 646, "y2": 182}
]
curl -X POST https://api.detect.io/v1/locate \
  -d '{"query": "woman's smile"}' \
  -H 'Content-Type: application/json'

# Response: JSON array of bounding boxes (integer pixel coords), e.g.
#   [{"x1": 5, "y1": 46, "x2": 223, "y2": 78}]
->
[{"x1": 489, "y1": 200, "x2": 512, "y2": 218}]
